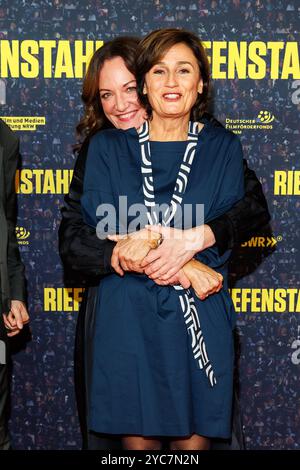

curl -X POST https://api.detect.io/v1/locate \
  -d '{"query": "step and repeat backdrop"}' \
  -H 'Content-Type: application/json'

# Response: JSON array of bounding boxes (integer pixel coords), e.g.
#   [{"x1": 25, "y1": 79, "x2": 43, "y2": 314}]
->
[{"x1": 0, "y1": 0, "x2": 299, "y2": 450}]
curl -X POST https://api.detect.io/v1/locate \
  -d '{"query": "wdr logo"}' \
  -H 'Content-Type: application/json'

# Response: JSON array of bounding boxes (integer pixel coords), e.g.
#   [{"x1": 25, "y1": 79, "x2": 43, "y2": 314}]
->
[
  {"x1": 241, "y1": 236, "x2": 279, "y2": 248},
  {"x1": 257, "y1": 110, "x2": 275, "y2": 123},
  {"x1": 16, "y1": 226, "x2": 30, "y2": 245}
]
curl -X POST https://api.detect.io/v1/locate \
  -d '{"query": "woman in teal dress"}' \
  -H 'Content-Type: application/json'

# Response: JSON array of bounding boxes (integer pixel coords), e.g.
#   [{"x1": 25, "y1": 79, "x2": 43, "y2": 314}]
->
[{"x1": 81, "y1": 29, "x2": 244, "y2": 450}]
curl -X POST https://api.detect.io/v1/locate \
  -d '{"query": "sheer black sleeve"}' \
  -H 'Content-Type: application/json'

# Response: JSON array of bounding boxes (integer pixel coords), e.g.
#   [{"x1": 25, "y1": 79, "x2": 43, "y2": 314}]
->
[
  {"x1": 207, "y1": 159, "x2": 270, "y2": 256},
  {"x1": 58, "y1": 139, "x2": 116, "y2": 286}
]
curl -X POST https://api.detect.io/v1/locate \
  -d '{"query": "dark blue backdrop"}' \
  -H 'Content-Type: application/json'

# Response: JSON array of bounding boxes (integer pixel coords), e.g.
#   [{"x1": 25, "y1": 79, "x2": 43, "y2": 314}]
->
[{"x1": 0, "y1": 0, "x2": 299, "y2": 450}]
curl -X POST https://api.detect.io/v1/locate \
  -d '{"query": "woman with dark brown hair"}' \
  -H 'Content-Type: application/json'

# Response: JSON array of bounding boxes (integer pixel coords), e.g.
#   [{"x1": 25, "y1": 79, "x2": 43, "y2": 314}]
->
[
  {"x1": 59, "y1": 34, "x2": 269, "y2": 449},
  {"x1": 78, "y1": 28, "x2": 264, "y2": 450}
]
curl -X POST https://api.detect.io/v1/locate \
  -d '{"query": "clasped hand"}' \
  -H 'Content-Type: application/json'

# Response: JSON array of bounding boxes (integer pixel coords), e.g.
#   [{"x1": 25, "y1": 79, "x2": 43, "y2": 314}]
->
[
  {"x1": 2, "y1": 300, "x2": 30, "y2": 337},
  {"x1": 108, "y1": 226, "x2": 223, "y2": 300}
]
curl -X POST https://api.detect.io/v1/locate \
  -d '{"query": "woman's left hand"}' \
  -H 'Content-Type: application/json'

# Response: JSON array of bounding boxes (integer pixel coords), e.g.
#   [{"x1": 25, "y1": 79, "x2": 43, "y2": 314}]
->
[
  {"x1": 108, "y1": 228, "x2": 162, "y2": 275},
  {"x1": 141, "y1": 225, "x2": 201, "y2": 281},
  {"x1": 3, "y1": 300, "x2": 30, "y2": 337}
]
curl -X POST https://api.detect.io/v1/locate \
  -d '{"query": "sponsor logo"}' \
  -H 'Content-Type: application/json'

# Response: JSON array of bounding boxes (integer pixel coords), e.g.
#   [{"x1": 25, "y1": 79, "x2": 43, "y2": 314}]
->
[
  {"x1": 257, "y1": 110, "x2": 275, "y2": 123},
  {"x1": 0, "y1": 116, "x2": 46, "y2": 131},
  {"x1": 225, "y1": 111, "x2": 276, "y2": 134},
  {"x1": 16, "y1": 226, "x2": 30, "y2": 245},
  {"x1": 241, "y1": 236, "x2": 280, "y2": 248}
]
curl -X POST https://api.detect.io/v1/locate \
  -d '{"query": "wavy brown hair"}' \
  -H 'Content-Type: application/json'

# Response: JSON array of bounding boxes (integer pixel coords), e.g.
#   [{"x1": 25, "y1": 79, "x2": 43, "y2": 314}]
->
[
  {"x1": 77, "y1": 36, "x2": 139, "y2": 140},
  {"x1": 136, "y1": 28, "x2": 211, "y2": 121}
]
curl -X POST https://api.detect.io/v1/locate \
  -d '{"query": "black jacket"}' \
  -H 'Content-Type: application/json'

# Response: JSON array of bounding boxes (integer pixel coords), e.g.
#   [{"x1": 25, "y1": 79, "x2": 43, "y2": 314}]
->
[{"x1": 0, "y1": 120, "x2": 26, "y2": 328}]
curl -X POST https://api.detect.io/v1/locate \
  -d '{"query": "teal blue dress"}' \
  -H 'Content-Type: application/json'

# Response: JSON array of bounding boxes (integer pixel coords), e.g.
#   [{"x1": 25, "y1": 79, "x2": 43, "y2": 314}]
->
[{"x1": 81, "y1": 121, "x2": 244, "y2": 438}]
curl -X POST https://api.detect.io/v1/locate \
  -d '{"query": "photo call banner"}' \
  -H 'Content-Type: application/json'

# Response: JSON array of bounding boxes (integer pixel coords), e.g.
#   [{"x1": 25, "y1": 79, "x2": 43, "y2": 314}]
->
[{"x1": 0, "y1": 0, "x2": 299, "y2": 450}]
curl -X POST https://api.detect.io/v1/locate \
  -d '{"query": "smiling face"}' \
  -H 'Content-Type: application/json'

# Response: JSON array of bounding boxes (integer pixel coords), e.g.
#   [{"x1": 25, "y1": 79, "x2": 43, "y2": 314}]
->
[
  {"x1": 143, "y1": 42, "x2": 203, "y2": 120},
  {"x1": 99, "y1": 56, "x2": 147, "y2": 130}
]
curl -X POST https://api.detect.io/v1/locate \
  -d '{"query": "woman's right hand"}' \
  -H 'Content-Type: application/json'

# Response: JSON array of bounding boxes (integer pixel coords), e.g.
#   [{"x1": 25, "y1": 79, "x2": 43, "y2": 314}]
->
[
  {"x1": 154, "y1": 259, "x2": 222, "y2": 300},
  {"x1": 182, "y1": 259, "x2": 223, "y2": 300}
]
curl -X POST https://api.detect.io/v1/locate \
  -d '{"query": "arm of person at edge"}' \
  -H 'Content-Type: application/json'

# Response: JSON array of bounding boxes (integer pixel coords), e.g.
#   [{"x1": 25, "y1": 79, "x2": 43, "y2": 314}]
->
[
  {"x1": 2, "y1": 130, "x2": 29, "y2": 337},
  {"x1": 58, "y1": 114, "x2": 270, "y2": 284}
]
